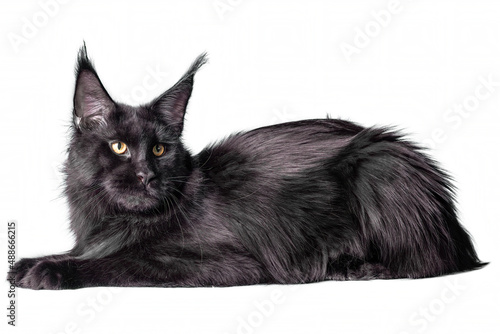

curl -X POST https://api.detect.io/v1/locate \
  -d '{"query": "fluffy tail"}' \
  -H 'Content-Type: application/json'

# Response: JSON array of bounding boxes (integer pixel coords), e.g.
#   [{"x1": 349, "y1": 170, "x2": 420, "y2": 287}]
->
[{"x1": 333, "y1": 127, "x2": 486, "y2": 278}]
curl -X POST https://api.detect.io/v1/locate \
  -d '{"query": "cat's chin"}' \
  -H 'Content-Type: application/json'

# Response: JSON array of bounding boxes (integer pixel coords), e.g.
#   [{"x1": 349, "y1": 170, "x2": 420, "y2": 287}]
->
[
  {"x1": 107, "y1": 187, "x2": 161, "y2": 212},
  {"x1": 115, "y1": 195, "x2": 161, "y2": 213},
  {"x1": 103, "y1": 180, "x2": 163, "y2": 212}
]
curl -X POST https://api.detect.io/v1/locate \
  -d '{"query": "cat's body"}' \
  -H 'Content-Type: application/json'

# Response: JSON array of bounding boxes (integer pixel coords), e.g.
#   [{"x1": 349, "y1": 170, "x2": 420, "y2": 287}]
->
[{"x1": 9, "y1": 47, "x2": 484, "y2": 289}]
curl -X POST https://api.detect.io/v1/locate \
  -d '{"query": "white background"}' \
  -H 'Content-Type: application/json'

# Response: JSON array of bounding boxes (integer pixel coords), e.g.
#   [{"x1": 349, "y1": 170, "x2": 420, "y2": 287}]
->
[{"x1": 1, "y1": 0, "x2": 499, "y2": 333}]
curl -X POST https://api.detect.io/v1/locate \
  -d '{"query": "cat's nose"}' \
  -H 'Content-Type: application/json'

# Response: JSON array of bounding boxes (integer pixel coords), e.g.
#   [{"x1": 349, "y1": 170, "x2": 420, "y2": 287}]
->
[{"x1": 136, "y1": 171, "x2": 155, "y2": 186}]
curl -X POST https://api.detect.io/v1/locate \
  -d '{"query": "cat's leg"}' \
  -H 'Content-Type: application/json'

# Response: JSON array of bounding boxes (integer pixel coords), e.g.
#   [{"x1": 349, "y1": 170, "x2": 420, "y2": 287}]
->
[
  {"x1": 345, "y1": 262, "x2": 395, "y2": 280},
  {"x1": 8, "y1": 254, "x2": 73, "y2": 286},
  {"x1": 13, "y1": 252, "x2": 266, "y2": 289},
  {"x1": 326, "y1": 255, "x2": 396, "y2": 280},
  {"x1": 327, "y1": 263, "x2": 395, "y2": 280},
  {"x1": 13, "y1": 255, "x2": 157, "y2": 289}
]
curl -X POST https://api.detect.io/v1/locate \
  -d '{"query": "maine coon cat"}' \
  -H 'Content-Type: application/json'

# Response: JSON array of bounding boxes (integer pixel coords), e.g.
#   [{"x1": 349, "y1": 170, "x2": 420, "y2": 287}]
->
[{"x1": 9, "y1": 46, "x2": 485, "y2": 289}]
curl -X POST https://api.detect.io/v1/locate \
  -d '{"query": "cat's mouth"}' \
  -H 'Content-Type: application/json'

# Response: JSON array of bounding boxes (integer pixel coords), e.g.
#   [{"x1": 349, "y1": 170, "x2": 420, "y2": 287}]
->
[
  {"x1": 117, "y1": 194, "x2": 159, "y2": 212},
  {"x1": 104, "y1": 180, "x2": 161, "y2": 212},
  {"x1": 116, "y1": 191, "x2": 160, "y2": 212}
]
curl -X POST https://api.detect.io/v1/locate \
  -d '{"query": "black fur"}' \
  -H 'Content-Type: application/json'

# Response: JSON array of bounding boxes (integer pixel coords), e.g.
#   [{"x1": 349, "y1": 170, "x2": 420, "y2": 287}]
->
[{"x1": 8, "y1": 46, "x2": 485, "y2": 289}]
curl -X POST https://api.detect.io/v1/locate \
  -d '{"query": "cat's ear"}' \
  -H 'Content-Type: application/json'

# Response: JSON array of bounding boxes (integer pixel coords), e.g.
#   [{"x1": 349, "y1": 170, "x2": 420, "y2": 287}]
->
[
  {"x1": 150, "y1": 53, "x2": 207, "y2": 135},
  {"x1": 73, "y1": 43, "x2": 114, "y2": 130}
]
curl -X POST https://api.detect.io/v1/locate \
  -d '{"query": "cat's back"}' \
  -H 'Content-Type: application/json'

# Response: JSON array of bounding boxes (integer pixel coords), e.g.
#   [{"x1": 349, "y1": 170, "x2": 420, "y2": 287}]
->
[{"x1": 196, "y1": 118, "x2": 364, "y2": 183}]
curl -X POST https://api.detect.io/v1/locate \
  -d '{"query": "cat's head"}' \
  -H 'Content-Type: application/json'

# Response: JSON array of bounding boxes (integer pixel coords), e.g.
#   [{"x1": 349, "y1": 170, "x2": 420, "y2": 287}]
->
[{"x1": 66, "y1": 44, "x2": 206, "y2": 213}]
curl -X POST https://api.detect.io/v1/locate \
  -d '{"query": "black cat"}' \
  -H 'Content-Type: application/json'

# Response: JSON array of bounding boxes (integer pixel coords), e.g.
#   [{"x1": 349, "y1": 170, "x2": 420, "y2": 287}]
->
[{"x1": 8, "y1": 45, "x2": 485, "y2": 289}]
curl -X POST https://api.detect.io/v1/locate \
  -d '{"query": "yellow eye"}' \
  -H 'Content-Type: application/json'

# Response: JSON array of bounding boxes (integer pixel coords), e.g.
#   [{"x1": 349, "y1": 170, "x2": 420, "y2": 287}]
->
[
  {"x1": 152, "y1": 144, "x2": 165, "y2": 157},
  {"x1": 111, "y1": 141, "x2": 128, "y2": 155}
]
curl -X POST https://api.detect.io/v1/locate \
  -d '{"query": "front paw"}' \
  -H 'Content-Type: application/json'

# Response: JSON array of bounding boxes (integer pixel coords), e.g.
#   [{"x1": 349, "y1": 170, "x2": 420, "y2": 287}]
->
[
  {"x1": 8, "y1": 258, "x2": 39, "y2": 285},
  {"x1": 16, "y1": 259, "x2": 77, "y2": 290}
]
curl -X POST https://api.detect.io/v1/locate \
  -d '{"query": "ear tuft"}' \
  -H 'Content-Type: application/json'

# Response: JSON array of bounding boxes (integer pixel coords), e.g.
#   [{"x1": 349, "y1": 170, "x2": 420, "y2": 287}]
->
[
  {"x1": 150, "y1": 53, "x2": 208, "y2": 135},
  {"x1": 75, "y1": 42, "x2": 95, "y2": 77},
  {"x1": 73, "y1": 42, "x2": 114, "y2": 131}
]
